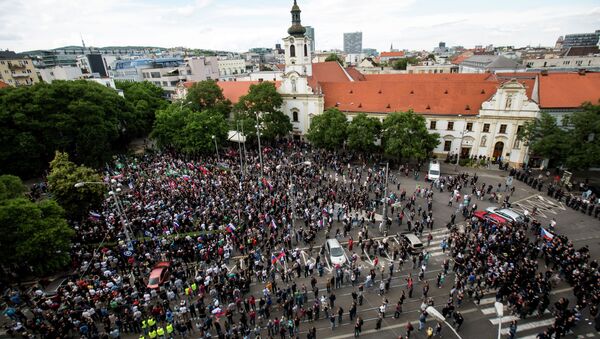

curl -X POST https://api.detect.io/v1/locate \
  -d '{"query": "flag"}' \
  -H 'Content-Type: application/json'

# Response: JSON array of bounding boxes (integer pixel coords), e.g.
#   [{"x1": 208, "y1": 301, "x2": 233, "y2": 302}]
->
[
  {"x1": 271, "y1": 253, "x2": 277, "y2": 265},
  {"x1": 271, "y1": 219, "x2": 278, "y2": 230},
  {"x1": 182, "y1": 175, "x2": 191, "y2": 181},
  {"x1": 111, "y1": 173, "x2": 124, "y2": 180},
  {"x1": 89, "y1": 212, "x2": 101, "y2": 222},
  {"x1": 173, "y1": 221, "x2": 180, "y2": 229},
  {"x1": 541, "y1": 228, "x2": 555, "y2": 242},
  {"x1": 261, "y1": 177, "x2": 272, "y2": 190},
  {"x1": 226, "y1": 223, "x2": 236, "y2": 233}
]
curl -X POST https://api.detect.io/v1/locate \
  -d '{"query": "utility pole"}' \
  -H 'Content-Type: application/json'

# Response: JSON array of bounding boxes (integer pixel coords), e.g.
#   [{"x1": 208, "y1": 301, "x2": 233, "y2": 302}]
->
[
  {"x1": 382, "y1": 161, "x2": 389, "y2": 231},
  {"x1": 256, "y1": 114, "x2": 264, "y2": 177}
]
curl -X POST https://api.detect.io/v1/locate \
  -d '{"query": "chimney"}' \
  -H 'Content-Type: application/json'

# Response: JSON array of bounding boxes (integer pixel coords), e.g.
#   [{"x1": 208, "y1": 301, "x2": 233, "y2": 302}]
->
[
  {"x1": 540, "y1": 70, "x2": 548, "y2": 76},
  {"x1": 578, "y1": 69, "x2": 586, "y2": 76}
]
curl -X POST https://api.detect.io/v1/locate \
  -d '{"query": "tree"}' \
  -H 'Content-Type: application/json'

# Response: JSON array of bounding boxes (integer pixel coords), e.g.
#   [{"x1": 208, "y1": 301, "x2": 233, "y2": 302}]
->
[
  {"x1": 0, "y1": 175, "x2": 74, "y2": 276},
  {"x1": 47, "y1": 151, "x2": 104, "y2": 220},
  {"x1": 325, "y1": 53, "x2": 344, "y2": 64},
  {"x1": 115, "y1": 80, "x2": 168, "y2": 136},
  {"x1": 0, "y1": 80, "x2": 137, "y2": 178},
  {"x1": 392, "y1": 57, "x2": 418, "y2": 70},
  {"x1": 347, "y1": 113, "x2": 382, "y2": 153},
  {"x1": 234, "y1": 82, "x2": 291, "y2": 141},
  {"x1": 185, "y1": 80, "x2": 232, "y2": 117},
  {"x1": 151, "y1": 105, "x2": 188, "y2": 149},
  {"x1": 382, "y1": 111, "x2": 440, "y2": 160},
  {"x1": 563, "y1": 102, "x2": 600, "y2": 169},
  {"x1": 306, "y1": 108, "x2": 348, "y2": 150},
  {"x1": 176, "y1": 109, "x2": 229, "y2": 155},
  {"x1": 0, "y1": 175, "x2": 27, "y2": 200},
  {"x1": 519, "y1": 112, "x2": 569, "y2": 167}
]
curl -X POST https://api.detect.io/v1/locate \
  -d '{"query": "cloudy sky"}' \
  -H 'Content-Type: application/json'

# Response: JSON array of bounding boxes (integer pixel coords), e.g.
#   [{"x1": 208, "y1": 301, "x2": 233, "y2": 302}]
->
[{"x1": 1, "y1": 0, "x2": 599, "y2": 53}]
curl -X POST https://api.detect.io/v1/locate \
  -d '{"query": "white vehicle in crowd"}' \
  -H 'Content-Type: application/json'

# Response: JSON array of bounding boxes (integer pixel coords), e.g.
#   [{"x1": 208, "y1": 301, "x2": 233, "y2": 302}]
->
[
  {"x1": 325, "y1": 239, "x2": 347, "y2": 266},
  {"x1": 486, "y1": 207, "x2": 526, "y2": 223},
  {"x1": 428, "y1": 161, "x2": 441, "y2": 181}
]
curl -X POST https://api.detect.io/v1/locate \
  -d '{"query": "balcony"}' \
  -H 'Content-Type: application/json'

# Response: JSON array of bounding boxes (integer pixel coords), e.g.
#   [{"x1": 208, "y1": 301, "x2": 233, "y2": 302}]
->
[
  {"x1": 7, "y1": 62, "x2": 26, "y2": 70},
  {"x1": 11, "y1": 72, "x2": 30, "y2": 78}
]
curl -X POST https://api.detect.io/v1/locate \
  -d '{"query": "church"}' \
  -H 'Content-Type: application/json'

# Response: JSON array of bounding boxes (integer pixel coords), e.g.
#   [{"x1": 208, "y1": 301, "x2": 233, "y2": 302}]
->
[{"x1": 183, "y1": 0, "x2": 600, "y2": 167}]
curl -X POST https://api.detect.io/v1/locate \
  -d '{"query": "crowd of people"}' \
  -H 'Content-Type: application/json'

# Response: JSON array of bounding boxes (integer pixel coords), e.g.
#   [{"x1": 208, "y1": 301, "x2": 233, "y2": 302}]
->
[{"x1": 1, "y1": 141, "x2": 598, "y2": 339}]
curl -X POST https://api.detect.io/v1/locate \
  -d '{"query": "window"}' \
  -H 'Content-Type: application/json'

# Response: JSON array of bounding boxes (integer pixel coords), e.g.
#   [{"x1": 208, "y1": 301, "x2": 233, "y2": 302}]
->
[
  {"x1": 466, "y1": 122, "x2": 473, "y2": 131},
  {"x1": 444, "y1": 140, "x2": 452, "y2": 152},
  {"x1": 429, "y1": 121, "x2": 437, "y2": 130},
  {"x1": 483, "y1": 123, "x2": 490, "y2": 133},
  {"x1": 292, "y1": 111, "x2": 299, "y2": 122},
  {"x1": 480, "y1": 135, "x2": 487, "y2": 147},
  {"x1": 447, "y1": 121, "x2": 454, "y2": 130},
  {"x1": 499, "y1": 124, "x2": 507, "y2": 134},
  {"x1": 290, "y1": 45, "x2": 296, "y2": 58},
  {"x1": 304, "y1": 44, "x2": 308, "y2": 57},
  {"x1": 151, "y1": 72, "x2": 161, "y2": 78},
  {"x1": 514, "y1": 126, "x2": 523, "y2": 149}
]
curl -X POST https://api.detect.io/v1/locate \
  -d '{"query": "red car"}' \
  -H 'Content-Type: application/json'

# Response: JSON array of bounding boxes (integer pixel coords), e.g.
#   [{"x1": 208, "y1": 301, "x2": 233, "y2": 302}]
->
[
  {"x1": 147, "y1": 262, "x2": 171, "y2": 289},
  {"x1": 473, "y1": 210, "x2": 509, "y2": 226}
]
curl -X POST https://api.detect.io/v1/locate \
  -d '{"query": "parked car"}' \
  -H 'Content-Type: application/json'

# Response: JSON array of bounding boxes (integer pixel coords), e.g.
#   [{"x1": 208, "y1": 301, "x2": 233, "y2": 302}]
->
[
  {"x1": 399, "y1": 233, "x2": 424, "y2": 253},
  {"x1": 473, "y1": 210, "x2": 509, "y2": 226},
  {"x1": 147, "y1": 261, "x2": 171, "y2": 289},
  {"x1": 325, "y1": 239, "x2": 347, "y2": 266},
  {"x1": 485, "y1": 207, "x2": 525, "y2": 223}
]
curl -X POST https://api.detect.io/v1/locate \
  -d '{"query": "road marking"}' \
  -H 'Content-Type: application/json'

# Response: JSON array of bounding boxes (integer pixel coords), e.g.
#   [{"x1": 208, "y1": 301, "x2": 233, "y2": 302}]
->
[
  {"x1": 489, "y1": 310, "x2": 550, "y2": 325},
  {"x1": 500, "y1": 318, "x2": 555, "y2": 335}
]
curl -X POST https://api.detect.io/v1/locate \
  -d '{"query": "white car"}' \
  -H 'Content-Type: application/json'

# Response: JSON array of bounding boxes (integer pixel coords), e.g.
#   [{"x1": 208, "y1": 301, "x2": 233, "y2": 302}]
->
[
  {"x1": 326, "y1": 239, "x2": 347, "y2": 266},
  {"x1": 485, "y1": 207, "x2": 525, "y2": 223}
]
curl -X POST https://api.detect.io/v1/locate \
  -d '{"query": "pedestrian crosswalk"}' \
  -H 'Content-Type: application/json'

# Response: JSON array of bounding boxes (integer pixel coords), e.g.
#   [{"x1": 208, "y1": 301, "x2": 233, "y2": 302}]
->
[{"x1": 472, "y1": 288, "x2": 598, "y2": 338}]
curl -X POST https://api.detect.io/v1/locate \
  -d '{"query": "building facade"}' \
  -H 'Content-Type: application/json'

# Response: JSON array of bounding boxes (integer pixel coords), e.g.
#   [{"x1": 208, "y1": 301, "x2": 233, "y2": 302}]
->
[
  {"x1": 218, "y1": 59, "x2": 246, "y2": 76},
  {"x1": 343, "y1": 32, "x2": 363, "y2": 54},
  {"x1": 0, "y1": 51, "x2": 39, "y2": 87},
  {"x1": 38, "y1": 65, "x2": 83, "y2": 83},
  {"x1": 562, "y1": 31, "x2": 600, "y2": 48},
  {"x1": 305, "y1": 26, "x2": 315, "y2": 53}
]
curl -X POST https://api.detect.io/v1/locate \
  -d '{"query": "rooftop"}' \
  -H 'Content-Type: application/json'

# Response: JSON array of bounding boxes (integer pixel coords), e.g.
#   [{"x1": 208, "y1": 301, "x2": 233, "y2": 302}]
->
[{"x1": 538, "y1": 72, "x2": 600, "y2": 109}]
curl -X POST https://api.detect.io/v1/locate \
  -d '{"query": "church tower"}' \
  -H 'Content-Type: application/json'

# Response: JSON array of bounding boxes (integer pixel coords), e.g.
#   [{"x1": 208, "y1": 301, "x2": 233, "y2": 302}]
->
[{"x1": 282, "y1": 0, "x2": 312, "y2": 77}]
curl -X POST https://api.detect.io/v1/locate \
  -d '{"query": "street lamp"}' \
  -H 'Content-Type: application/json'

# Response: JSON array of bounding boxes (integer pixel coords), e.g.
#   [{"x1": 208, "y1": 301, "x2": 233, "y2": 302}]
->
[
  {"x1": 494, "y1": 301, "x2": 504, "y2": 339},
  {"x1": 276, "y1": 161, "x2": 311, "y2": 238},
  {"x1": 426, "y1": 306, "x2": 463, "y2": 339},
  {"x1": 212, "y1": 135, "x2": 220, "y2": 162},
  {"x1": 381, "y1": 162, "x2": 390, "y2": 233},
  {"x1": 256, "y1": 122, "x2": 264, "y2": 177},
  {"x1": 455, "y1": 117, "x2": 471, "y2": 170}
]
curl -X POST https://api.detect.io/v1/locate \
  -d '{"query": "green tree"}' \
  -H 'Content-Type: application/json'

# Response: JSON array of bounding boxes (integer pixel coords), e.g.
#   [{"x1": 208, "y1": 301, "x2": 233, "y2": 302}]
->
[
  {"x1": 519, "y1": 112, "x2": 569, "y2": 167},
  {"x1": 115, "y1": 81, "x2": 168, "y2": 135},
  {"x1": 325, "y1": 53, "x2": 344, "y2": 64},
  {"x1": 234, "y1": 82, "x2": 291, "y2": 141},
  {"x1": 0, "y1": 197, "x2": 74, "y2": 276},
  {"x1": 563, "y1": 102, "x2": 600, "y2": 169},
  {"x1": 176, "y1": 110, "x2": 229, "y2": 155},
  {"x1": 47, "y1": 151, "x2": 104, "y2": 220},
  {"x1": 151, "y1": 105, "x2": 188, "y2": 149},
  {"x1": 185, "y1": 80, "x2": 232, "y2": 117},
  {"x1": 0, "y1": 80, "x2": 137, "y2": 178},
  {"x1": 0, "y1": 175, "x2": 27, "y2": 200},
  {"x1": 392, "y1": 57, "x2": 418, "y2": 70},
  {"x1": 306, "y1": 108, "x2": 348, "y2": 150},
  {"x1": 347, "y1": 113, "x2": 382, "y2": 152},
  {"x1": 382, "y1": 111, "x2": 440, "y2": 160}
]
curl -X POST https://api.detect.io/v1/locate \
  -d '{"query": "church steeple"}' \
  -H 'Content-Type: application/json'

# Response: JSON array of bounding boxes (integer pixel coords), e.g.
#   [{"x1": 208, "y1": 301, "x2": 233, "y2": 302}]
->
[{"x1": 288, "y1": 0, "x2": 306, "y2": 37}]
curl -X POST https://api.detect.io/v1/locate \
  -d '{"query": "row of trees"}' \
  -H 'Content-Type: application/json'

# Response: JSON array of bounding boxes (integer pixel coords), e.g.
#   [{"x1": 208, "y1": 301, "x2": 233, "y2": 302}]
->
[
  {"x1": 151, "y1": 81, "x2": 292, "y2": 154},
  {"x1": 519, "y1": 103, "x2": 600, "y2": 169},
  {"x1": 307, "y1": 108, "x2": 440, "y2": 160},
  {"x1": 0, "y1": 80, "x2": 167, "y2": 178}
]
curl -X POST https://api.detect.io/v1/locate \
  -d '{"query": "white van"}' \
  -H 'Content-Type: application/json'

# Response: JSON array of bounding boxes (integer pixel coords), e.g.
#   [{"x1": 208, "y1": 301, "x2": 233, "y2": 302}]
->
[
  {"x1": 400, "y1": 233, "x2": 424, "y2": 253},
  {"x1": 428, "y1": 161, "x2": 441, "y2": 181},
  {"x1": 325, "y1": 239, "x2": 347, "y2": 266}
]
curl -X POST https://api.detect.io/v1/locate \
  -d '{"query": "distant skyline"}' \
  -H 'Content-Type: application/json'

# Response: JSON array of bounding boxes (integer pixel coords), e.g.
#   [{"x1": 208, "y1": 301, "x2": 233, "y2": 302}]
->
[{"x1": 1, "y1": 0, "x2": 599, "y2": 53}]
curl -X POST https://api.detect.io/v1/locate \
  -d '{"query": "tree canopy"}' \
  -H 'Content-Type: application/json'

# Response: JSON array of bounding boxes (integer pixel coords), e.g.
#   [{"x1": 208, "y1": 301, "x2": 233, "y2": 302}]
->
[
  {"x1": 347, "y1": 113, "x2": 382, "y2": 153},
  {"x1": 233, "y1": 82, "x2": 291, "y2": 142},
  {"x1": 392, "y1": 57, "x2": 418, "y2": 70},
  {"x1": 0, "y1": 80, "x2": 142, "y2": 178},
  {"x1": 519, "y1": 112, "x2": 569, "y2": 168},
  {"x1": 115, "y1": 80, "x2": 168, "y2": 135},
  {"x1": 382, "y1": 110, "x2": 440, "y2": 160},
  {"x1": 185, "y1": 80, "x2": 232, "y2": 117},
  {"x1": 0, "y1": 174, "x2": 27, "y2": 201},
  {"x1": 0, "y1": 175, "x2": 74, "y2": 276},
  {"x1": 306, "y1": 108, "x2": 348, "y2": 150},
  {"x1": 325, "y1": 53, "x2": 344, "y2": 64},
  {"x1": 47, "y1": 151, "x2": 104, "y2": 220}
]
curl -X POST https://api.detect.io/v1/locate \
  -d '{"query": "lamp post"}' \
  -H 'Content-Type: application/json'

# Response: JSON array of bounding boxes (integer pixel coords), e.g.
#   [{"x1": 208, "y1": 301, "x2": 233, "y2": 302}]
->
[
  {"x1": 455, "y1": 116, "x2": 470, "y2": 171},
  {"x1": 426, "y1": 306, "x2": 463, "y2": 339},
  {"x1": 277, "y1": 161, "x2": 311, "y2": 236},
  {"x1": 494, "y1": 301, "x2": 504, "y2": 339},
  {"x1": 256, "y1": 122, "x2": 264, "y2": 178},
  {"x1": 381, "y1": 162, "x2": 389, "y2": 232},
  {"x1": 212, "y1": 135, "x2": 220, "y2": 162}
]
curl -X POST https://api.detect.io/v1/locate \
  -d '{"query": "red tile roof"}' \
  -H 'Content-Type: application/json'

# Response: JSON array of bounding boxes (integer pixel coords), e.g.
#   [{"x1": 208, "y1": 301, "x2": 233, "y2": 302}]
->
[
  {"x1": 345, "y1": 67, "x2": 366, "y2": 81},
  {"x1": 0, "y1": 81, "x2": 8, "y2": 89},
  {"x1": 320, "y1": 80, "x2": 498, "y2": 115},
  {"x1": 380, "y1": 51, "x2": 405, "y2": 58},
  {"x1": 494, "y1": 73, "x2": 536, "y2": 99},
  {"x1": 183, "y1": 81, "x2": 281, "y2": 104},
  {"x1": 538, "y1": 72, "x2": 600, "y2": 108},
  {"x1": 308, "y1": 61, "x2": 352, "y2": 90},
  {"x1": 451, "y1": 51, "x2": 473, "y2": 65},
  {"x1": 363, "y1": 73, "x2": 496, "y2": 82}
]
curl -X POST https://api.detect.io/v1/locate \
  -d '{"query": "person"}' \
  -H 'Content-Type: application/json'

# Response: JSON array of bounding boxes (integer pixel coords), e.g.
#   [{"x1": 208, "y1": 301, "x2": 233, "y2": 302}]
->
[
  {"x1": 453, "y1": 311, "x2": 464, "y2": 331},
  {"x1": 508, "y1": 320, "x2": 517, "y2": 339},
  {"x1": 354, "y1": 317, "x2": 363, "y2": 337},
  {"x1": 330, "y1": 314, "x2": 336, "y2": 330},
  {"x1": 375, "y1": 314, "x2": 383, "y2": 330},
  {"x1": 435, "y1": 322, "x2": 442, "y2": 337},
  {"x1": 418, "y1": 310, "x2": 428, "y2": 331},
  {"x1": 426, "y1": 326, "x2": 434, "y2": 338},
  {"x1": 405, "y1": 321, "x2": 414, "y2": 338}
]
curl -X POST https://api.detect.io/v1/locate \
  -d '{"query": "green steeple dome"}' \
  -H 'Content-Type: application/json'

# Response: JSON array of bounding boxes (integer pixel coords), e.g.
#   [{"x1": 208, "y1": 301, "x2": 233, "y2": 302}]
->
[{"x1": 287, "y1": 0, "x2": 306, "y2": 37}]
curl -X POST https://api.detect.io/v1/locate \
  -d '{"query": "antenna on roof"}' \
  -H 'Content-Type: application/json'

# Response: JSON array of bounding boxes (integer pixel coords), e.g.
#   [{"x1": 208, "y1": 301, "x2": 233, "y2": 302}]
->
[{"x1": 80, "y1": 33, "x2": 86, "y2": 50}]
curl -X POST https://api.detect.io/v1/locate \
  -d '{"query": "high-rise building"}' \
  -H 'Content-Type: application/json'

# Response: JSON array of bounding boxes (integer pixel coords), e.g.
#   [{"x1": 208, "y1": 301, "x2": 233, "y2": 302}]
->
[
  {"x1": 344, "y1": 32, "x2": 363, "y2": 54},
  {"x1": 87, "y1": 54, "x2": 108, "y2": 77},
  {"x1": 562, "y1": 30, "x2": 600, "y2": 48},
  {"x1": 305, "y1": 26, "x2": 315, "y2": 52}
]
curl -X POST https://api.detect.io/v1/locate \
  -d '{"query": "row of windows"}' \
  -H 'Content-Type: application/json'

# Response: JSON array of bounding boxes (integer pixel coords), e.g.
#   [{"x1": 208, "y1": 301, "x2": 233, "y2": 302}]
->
[
  {"x1": 0, "y1": 60, "x2": 29, "y2": 65},
  {"x1": 429, "y1": 121, "x2": 512, "y2": 134}
]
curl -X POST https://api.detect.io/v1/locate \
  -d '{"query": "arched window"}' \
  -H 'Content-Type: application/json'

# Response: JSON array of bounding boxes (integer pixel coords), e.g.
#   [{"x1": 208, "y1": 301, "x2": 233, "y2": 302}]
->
[
  {"x1": 290, "y1": 45, "x2": 296, "y2": 58},
  {"x1": 304, "y1": 44, "x2": 308, "y2": 57},
  {"x1": 292, "y1": 111, "x2": 299, "y2": 122}
]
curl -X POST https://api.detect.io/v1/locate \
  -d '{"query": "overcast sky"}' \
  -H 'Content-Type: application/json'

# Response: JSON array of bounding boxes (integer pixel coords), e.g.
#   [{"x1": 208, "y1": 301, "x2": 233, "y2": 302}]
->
[{"x1": 1, "y1": 0, "x2": 599, "y2": 53}]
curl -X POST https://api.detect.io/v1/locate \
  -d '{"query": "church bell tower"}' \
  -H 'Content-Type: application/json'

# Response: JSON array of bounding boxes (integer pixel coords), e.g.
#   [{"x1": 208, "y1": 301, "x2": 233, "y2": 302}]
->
[{"x1": 283, "y1": 0, "x2": 312, "y2": 77}]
